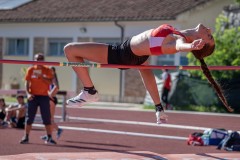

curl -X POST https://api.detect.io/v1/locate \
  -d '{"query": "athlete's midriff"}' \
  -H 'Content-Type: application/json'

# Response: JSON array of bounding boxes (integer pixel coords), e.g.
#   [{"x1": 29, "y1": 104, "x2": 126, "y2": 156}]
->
[{"x1": 149, "y1": 24, "x2": 185, "y2": 55}]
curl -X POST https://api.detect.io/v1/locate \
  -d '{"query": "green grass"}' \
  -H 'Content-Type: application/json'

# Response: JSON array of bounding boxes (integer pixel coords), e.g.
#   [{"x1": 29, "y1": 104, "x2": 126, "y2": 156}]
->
[
  {"x1": 2, "y1": 95, "x2": 64, "y2": 105},
  {"x1": 1, "y1": 96, "x2": 18, "y2": 103}
]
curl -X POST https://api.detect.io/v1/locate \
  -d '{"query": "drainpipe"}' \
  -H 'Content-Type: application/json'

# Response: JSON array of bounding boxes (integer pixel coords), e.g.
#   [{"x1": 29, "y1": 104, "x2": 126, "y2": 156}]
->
[{"x1": 114, "y1": 21, "x2": 125, "y2": 103}]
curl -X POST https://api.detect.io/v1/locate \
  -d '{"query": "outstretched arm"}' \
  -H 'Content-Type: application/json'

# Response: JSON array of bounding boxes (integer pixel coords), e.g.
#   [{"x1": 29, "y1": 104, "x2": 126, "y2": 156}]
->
[
  {"x1": 139, "y1": 61, "x2": 168, "y2": 123},
  {"x1": 48, "y1": 75, "x2": 59, "y2": 98},
  {"x1": 6, "y1": 105, "x2": 24, "y2": 112},
  {"x1": 139, "y1": 61, "x2": 161, "y2": 105},
  {"x1": 176, "y1": 37, "x2": 205, "y2": 52}
]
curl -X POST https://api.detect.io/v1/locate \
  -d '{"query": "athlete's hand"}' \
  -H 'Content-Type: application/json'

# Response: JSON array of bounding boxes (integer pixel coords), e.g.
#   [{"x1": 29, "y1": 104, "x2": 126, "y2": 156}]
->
[{"x1": 191, "y1": 39, "x2": 205, "y2": 50}]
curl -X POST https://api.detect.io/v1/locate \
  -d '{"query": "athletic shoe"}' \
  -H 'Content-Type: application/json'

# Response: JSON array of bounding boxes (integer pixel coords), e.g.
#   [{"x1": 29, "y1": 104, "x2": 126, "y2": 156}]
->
[
  {"x1": 20, "y1": 137, "x2": 29, "y2": 144},
  {"x1": 156, "y1": 111, "x2": 168, "y2": 124},
  {"x1": 45, "y1": 137, "x2": 57, "y2": 145},
  {"x1": 66, "y1": 90, "x2": 99, "y2": 107},
  {"x1": 1, "y1": 121, "x2": 9, "y2": 128},
  {"x1": 40, "y1": 135, "x2": 48, "y2": 141},
  {"x1": 56, "y1": 128, "x2": 63, "y2": 139}
]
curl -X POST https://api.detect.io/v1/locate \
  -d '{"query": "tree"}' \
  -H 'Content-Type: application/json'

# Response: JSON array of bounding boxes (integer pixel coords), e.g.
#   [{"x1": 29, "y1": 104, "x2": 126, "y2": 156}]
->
[{"x1": 187, "y1": 14, "x2": 240, "y2": 80}]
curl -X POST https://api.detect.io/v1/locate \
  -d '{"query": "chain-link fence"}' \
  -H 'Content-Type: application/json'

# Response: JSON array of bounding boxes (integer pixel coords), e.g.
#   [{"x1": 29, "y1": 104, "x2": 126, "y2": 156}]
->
[{"x1": 144, "y1": 71, "x2": 240, "y2": 113}]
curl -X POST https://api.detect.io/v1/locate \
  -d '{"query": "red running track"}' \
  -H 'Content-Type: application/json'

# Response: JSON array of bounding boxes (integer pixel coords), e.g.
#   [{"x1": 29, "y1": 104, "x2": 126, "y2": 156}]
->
[{"x1": 0, "y1": 105, "x2": 239, "y2": 159}]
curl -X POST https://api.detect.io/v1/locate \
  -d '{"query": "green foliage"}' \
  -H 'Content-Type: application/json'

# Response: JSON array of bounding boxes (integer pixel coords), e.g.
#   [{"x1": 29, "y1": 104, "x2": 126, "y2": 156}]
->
[
  {"x1": 173, "y1": 105, "x2": 227, "y2": 113},
  {"x1": 236, "y1": 0, "x2": 240, "y2": 4},
  {"x1": 187, "y1": 14, "x2": 240, "y2": 80}
]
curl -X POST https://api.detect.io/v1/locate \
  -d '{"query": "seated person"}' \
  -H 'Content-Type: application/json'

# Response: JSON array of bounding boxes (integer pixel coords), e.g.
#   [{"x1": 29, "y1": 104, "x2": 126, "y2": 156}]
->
[
  {"x1": 5, "y1": 95, "x2": 27, "y2": 129},
  {"x1": 0, "y1": 98, "x2": 7, "y2": 128}
]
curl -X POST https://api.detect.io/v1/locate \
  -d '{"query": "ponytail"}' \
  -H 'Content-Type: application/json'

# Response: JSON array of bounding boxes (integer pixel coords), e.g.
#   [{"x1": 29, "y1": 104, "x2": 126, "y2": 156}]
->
[{"x1": 199, "y1": 59, "x2": 233, "y2": 112}]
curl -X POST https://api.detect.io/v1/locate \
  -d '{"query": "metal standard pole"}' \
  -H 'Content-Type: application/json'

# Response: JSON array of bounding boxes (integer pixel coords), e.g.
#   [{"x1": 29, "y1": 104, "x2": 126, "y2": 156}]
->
[
  {"x1": 114, "y1": 21, "x2": 125, "y2": 103},
  {"x1": 57, "y1": 91, "x2": 67, "y2": 121},
  {"x1": 62, "y1": 95, "x2": 66, "y2": 121}
]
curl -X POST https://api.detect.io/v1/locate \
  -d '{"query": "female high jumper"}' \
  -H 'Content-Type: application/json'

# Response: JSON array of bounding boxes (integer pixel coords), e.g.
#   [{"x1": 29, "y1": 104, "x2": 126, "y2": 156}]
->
[{"x1": 64, "y1": 23, "x2": 233, "y2": 124}]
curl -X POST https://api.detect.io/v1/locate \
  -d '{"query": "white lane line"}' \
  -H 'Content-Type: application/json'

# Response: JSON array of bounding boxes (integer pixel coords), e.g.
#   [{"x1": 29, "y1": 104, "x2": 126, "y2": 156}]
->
[
  {"x1": 39, "y1": 115, "x2": 239, "y2": 133},
  {"x1": 32, "y1": 124, "x2": 188, "y2": 141},
  {"x1": 66, "y1": 105, "x2": 240, "y2": 118},
  {"x1": 54, "y1": 115, "x2": 210, "y2": 131}
]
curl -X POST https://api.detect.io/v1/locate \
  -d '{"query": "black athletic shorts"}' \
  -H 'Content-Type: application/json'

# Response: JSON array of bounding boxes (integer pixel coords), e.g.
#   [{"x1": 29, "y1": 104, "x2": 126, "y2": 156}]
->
[
  {"x1": 50, "y1": 96, "x2": 58, "y2": 105},
  {"x1": 26, "y1": 95, "x2": 51, "y2": 125},
  {"x1": 10, "y1": 116, "x2": 25, "y2": 129},
  {"x1": 108, "y1": 38, "x2": 149, "y2": 69},
  {"x1": 16, "y1": 117, "x2": 25, "y2": 129},
  {"x1": 0, "y1": 111, "x2": 5, "y2": 120}
]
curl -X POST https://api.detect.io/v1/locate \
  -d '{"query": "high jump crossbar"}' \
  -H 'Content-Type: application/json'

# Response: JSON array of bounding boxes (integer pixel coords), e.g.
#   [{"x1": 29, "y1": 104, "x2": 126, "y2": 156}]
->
[{"x1": 0, "y1": 59, "x2": 240, "y2": 70}]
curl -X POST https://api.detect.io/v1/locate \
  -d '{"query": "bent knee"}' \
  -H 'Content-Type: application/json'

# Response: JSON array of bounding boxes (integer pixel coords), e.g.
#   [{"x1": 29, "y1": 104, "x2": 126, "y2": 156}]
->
[
  {"x1": 64, "y1": 43, "x2": 74, "y2": 56},
  {"x1": 64, "y1": 43, "x2": 85, "y2": 59}
]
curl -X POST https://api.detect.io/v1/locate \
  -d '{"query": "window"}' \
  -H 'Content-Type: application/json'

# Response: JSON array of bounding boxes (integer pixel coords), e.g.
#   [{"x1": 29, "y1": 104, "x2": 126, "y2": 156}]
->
[
  {"x1": 48, "y1": 38, "x2": 72, "y2": 56},
  {"x1": 157, "y1": 54, "x2": 175, "y2": 65},
  {"x1": 6, "y1": 38, "x2": 29, "y2": 56},
  {"x1": 157, "y1": 60, "x2": 174, "y2": 65},
  {"x1": 93, "y1": 38, "x2": 121, "y2": 45},
  {"x1": 180, "y1": 56, "x2": 188, "y2": 65}
]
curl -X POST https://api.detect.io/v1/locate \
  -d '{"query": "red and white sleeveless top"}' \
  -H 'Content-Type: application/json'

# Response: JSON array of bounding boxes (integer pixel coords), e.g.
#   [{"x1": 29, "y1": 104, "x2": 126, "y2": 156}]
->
[{"x1": 149, "y1": 24, "x2": 186, "y2": 55}]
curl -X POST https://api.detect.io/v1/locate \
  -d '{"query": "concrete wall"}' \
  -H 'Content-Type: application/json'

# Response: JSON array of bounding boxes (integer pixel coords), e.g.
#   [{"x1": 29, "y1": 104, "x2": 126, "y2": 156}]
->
[
  {"x1": 0, "y1": 37, "x2": 2, "y2": 88},
  {"x1": 176, "y1": 0, "x2": 235, "y2": 29}
]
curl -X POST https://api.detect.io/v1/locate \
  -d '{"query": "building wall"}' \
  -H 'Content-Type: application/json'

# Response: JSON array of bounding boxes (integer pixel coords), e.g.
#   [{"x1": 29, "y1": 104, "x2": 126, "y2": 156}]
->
[
  {"x1": 34, "y1": 37, "x2": 45, "y2": 54},
  {"x1": 176, "y1": 0, "x2": 235, "y2": 29},
  {"x1": 125, "y1": 69, "x2": 146, "y2": 103},
  {"x1": 0, "y1": 37, "x2": 2, "y2": 88},
  {"x1": 2, "y1": 56, "x2": 29, "y2": 89},
  {"x1": 0, "y1": 22, "x2": 123, "y2": 100}
]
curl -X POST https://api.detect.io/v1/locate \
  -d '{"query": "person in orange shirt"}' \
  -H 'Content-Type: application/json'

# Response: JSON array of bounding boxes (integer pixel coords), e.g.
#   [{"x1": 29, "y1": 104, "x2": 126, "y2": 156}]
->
[{"x1": 20, "y1": 53, "x2": 56, "y2": 145}]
